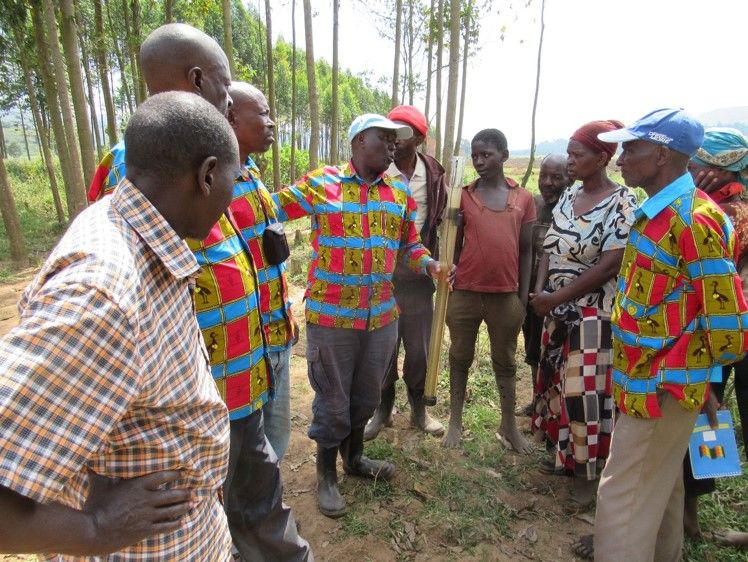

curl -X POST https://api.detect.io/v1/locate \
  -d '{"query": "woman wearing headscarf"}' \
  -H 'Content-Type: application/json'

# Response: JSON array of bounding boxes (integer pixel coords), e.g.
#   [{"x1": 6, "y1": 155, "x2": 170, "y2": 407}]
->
[
  {"x1": 530, "y1": 120, "x2": 638, "y2": 512},
  {"x1": 682, "y1": 127, "x2": 748, "y2": 538}
]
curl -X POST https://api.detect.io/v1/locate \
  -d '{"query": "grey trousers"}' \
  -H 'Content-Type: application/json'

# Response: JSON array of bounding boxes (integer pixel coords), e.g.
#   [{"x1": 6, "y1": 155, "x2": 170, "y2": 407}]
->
[
  {"x1": 306, "y1": 322, "x2": 399, "y2": 448},
  {"x1": 383, "y1": 277, "x2": 435, "y2": 398},
  {"x1": 224, "y1": 409, "x2": 313, "y2": 562}
]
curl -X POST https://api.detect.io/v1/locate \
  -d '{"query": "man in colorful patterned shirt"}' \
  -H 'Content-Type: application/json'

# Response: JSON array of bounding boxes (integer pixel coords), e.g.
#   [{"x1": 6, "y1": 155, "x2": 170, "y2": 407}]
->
[
  {"x1": 588, "y1": 109, "x2": 748, "y2": 562},
  {"x1": 0, "y1": 93, "x2": 237, "y2": 560},
  {"x1": 87, "y1": 26, "x2": 311, "y2": 562},
  {"x1": 273, "y1": 114, "x2": 445, "y2": 518}
]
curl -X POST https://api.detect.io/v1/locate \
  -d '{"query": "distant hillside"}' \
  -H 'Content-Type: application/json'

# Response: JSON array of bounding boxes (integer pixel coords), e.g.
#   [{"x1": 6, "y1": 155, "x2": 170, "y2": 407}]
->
[
  {"x1": 698, "y1": 106, "x2": 748, "y2": 126},
  {"x1": 513, "y1": 138, "x2": 568, "y2": 158}
]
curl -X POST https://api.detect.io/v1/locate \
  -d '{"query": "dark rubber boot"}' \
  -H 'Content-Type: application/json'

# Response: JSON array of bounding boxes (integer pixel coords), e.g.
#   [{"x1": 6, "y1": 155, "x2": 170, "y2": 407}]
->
[
  {"x1": 316, "y1": 444, "x2": 347, "y2": 518},
  {"x1": 341, "y1": 426, "x2": 395, "y2": 480},
  {"x1": 364, "y1": 384, "x2": 396, "y2": 441}
]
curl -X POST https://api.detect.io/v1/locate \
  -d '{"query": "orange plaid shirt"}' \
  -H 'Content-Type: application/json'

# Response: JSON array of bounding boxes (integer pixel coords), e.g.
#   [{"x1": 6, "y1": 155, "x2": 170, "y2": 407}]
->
[{"x1": 0, "y1": 180, "x2": 231, "y2": 560}]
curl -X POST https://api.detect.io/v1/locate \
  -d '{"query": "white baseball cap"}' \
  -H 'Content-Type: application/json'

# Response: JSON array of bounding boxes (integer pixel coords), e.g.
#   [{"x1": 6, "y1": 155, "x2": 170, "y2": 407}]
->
[{"x1": 347, "y1": 113, "x2": 413, "y2": 143}]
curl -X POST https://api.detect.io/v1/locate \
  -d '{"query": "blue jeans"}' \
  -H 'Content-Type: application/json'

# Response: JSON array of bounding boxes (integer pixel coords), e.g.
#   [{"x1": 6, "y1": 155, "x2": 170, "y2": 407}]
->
[{"x1": 263, "y1": 348, "x2": 292, "y2": 461}]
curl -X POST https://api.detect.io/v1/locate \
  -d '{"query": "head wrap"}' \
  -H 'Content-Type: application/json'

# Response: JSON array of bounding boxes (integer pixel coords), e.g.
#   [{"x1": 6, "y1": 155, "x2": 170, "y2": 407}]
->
[
  {"x1": 570, "y1": 120, "x2": 624, "y2": 162},
  {"x1": 691, "y1": 127, "x2": 748, "y2": 188}
]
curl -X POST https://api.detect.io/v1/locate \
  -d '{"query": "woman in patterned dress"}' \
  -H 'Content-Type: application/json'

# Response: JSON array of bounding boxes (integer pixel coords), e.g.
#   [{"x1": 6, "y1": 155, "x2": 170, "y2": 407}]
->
[{"x1": 530, "y1": 120, "x2": 637, "y2": 512}]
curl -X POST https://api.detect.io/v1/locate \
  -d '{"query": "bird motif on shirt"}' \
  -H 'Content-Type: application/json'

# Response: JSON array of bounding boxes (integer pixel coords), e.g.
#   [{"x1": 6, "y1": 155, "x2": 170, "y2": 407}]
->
[
  {"x1": 711, "y1": 280, "x2": 729, "y2": 310},
  {"x1": 634, "y1": 272, "x2": 644, "y2": 298},
  {"x1": 691, "y1": 335, "x2": 708, "y2": 363},
  {"x1": 644, "y1": 316, "x2": 660, "y2": 334},
  {"x1": 686, "y1": 385, "x2": 702, "y2": 407},
  {"x1": 207, "y1": 331, "x2": 219, "y2": 362},
  {"x1": 703, "y1": 231, "x2": 719, "y2": 253},
  {"x1": 719, "y1": 334, "x2": 734, "y2": 352},
  {"x1": 194, "y1": 282, "x2": 212, "y2": 305}
]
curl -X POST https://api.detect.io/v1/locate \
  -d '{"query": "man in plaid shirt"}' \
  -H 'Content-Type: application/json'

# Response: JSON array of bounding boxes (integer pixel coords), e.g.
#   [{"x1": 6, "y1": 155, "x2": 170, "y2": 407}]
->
[
  {"x1": 274, "y1": 114, "x2": 447, "y2": 518},
  {"x1": 0, "y1": 93, "x2": 238, "y2": 559}
]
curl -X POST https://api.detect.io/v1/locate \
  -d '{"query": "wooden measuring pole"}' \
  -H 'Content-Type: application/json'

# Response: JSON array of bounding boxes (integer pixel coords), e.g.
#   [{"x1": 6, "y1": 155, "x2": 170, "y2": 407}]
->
[{"x1": 424, "y1": 156, "x2": 465, "y2": 405}]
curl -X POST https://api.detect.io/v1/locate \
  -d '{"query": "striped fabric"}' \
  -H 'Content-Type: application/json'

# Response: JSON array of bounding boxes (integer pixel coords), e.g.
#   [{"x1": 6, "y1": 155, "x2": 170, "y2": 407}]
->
[
  {"x1": 88, "y1": 144, "x2": 272, "y2": 420},
  {"x1": 0, "y1": 179, "x2": 231, "y2": 560},
  {"x1": 273, "y1": 161, "x2": 432, "y2": 330},
  {"x1": 231, "y1": 157, "x2": 296, "y2": 352},
  {"x1": 612, "y1": 173, "x2": 748, "y2": 418}
]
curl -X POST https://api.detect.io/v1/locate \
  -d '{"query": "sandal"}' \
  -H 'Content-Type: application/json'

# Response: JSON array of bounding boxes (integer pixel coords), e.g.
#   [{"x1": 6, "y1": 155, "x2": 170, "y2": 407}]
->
[
  {"x1": 563, "y1": 496, "x2": 594, "y2": 514},
  {"x1": 539, "y1": 459, "x2": 565, "y2": 476}
]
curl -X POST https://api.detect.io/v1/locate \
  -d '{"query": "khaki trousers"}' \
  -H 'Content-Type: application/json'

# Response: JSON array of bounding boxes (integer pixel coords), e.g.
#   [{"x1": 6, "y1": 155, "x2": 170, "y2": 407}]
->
[{"x1": 594, "y1": 392, "x2": 698, "y2": 562}]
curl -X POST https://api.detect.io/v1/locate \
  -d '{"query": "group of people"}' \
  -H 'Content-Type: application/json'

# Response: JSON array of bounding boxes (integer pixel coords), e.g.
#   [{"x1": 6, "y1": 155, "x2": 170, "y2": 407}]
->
[{"x1": 0, "y1": 20, "x2": 747, "y2": 562}]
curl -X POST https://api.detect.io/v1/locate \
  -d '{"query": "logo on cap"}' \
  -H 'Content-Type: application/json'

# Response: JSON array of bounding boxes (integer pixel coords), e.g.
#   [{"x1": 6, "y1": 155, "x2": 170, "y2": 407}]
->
[{"x1": 647, "y1": 132, "x2": 673, "y2": 144}]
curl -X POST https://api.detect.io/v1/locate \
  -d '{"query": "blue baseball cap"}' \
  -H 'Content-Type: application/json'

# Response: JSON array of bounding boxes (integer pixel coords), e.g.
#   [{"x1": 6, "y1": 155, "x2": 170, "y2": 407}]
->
[
  {"x1": 347, "y1": 113, "x2": 413, "y2": 143},
  {"x1": 597, "y1": 108, "x2": 705, "y2": 157}
]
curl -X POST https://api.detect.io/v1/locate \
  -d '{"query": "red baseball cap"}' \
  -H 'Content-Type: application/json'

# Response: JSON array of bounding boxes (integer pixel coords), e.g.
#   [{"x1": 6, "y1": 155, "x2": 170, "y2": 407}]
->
[{"x1": 387, "y1": 105, "x2": 427, "y2": 137}]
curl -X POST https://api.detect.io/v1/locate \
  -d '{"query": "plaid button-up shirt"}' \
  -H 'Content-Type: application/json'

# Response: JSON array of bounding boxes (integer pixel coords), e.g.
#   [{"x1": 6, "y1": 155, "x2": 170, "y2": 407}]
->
[
  {"x1": 0, "y1": 179, "x2": 231, "y2": 560},
  {"x1": 89, "y1": 144, "x2": 272, "y2": 420},
  {"x1": 612, "y1": 173, "x2": 748, "y2": 418},
  {"x1": 273, "y1": 161, "x2": 432, "y2": 330}
]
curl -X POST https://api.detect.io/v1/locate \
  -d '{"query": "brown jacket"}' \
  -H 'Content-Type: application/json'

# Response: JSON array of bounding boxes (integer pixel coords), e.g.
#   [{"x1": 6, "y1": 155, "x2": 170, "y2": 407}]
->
[{"x1": 394, "y1": 152, "x2": 448, "y2": 283}]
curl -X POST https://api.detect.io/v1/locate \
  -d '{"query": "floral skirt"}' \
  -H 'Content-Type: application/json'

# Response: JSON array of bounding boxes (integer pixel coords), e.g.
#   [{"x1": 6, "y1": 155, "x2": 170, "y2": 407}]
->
[{"x1": 531, "y1": 306, "x2": 614, "y2": 480}]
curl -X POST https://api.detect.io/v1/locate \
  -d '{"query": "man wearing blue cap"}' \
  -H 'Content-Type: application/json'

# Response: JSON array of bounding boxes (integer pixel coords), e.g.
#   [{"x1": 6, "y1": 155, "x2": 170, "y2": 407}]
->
[
  {"x1": 576, "y1": 109, "x2": 748, "y2": 561},
  {"x1": 272, "y1": 114, "x2": 446, "y2": 518}
]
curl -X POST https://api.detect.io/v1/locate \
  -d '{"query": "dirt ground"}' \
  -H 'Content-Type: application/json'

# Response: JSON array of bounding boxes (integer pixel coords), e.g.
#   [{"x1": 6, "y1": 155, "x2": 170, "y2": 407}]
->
[{"x1": 0, "y1": 273, "x2": 597, "y2": 562}]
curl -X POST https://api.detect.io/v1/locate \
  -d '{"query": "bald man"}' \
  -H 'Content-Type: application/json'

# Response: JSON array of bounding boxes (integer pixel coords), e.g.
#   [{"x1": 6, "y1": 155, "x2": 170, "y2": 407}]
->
[
  {"x1": 0, "y1": 92, "x2": 238, "y2": 559},
  {"x1": 87, "y1": 27, "x2": 312, "y2": 562}
]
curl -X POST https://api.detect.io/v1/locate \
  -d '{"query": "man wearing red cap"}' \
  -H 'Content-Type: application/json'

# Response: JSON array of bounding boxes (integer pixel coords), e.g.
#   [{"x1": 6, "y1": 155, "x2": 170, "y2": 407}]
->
[{"x1": 364, "y1": 105, "x2": 448, "y2": 440}]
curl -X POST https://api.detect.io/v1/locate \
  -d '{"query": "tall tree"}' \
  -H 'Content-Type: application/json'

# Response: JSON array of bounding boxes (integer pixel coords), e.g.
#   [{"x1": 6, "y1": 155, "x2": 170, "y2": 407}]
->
[
  {"x1": 390, "y1": 0, "x2": 402, "y2": 107},
  {"x1": 17, "y1": 105, "x2": 31, "y2": 160},
  {"x1": 164, "y1": 0, "x2": 174, "y2": 23},
  {"x1": 434, "y1": 0, "x2": 444, "y2": 159},
  {"x1": 521, "y1": 0, "x2": 546, "y2": 187},
  {"x1": 79, "y1": 34, "x2": 103, "y2": 155},
  {"x1": 290, "y1": 0, "x2": 297, "y2": 180},
  {"x1": 0, "y1": 145, "x2": 29, "y2": 268},
  {"x1": 93, "y1": 0, "x2": 117, "y2": 146},
  {"x1": 60, "y1": 0, "x2": 97, "y2": 186},
  {"x1": 424, "y1": 0, "x2": 435, "y2": 135},
  {"x1": 0, "y1": 117, "x2": 5, "y2": 158},
  {"x1": 107, "y1": 2, "x2": 134, "y2": 115},
  {"x1": 222, "y1": 0, "x2": 236, "y2": 78},
  {"x1": 441, "y1": 0, "x2": 460, "y2": 176},
  {"x1": 129, "y1": 0, "x2": 147, "y2": 103},
  {"x1": 330, "y1": 0, "x2": 340, "y2": 164},
  {"x1": 453, "y1": 1, "x2": 474, "y2": 156},
  {"x1": 39, "y1": 0, "x2": 87, "y2": 217},
  {"x1": 303, "y1": 0, "x2": 320, "y2": 169},
  {"x1": 264, "y1": 0, "x2": 280, "y2": 189},
  {"x1": 13, "y1": 24, "x2": 65, "y2": 223}
]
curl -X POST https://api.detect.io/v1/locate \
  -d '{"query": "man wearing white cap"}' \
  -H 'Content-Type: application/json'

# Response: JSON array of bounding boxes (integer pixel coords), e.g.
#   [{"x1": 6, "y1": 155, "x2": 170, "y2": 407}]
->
[
  {"x1": 572, "y1": 108, "x2": 748, "y2": 561},
  {"x1": 273, "y1": 114, "x2": 445, "y2": 518}
]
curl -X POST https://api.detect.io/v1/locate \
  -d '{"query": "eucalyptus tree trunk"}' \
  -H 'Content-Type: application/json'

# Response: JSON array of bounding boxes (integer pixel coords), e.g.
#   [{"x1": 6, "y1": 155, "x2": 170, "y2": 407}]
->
[
  {"x1": 264, "y1": 0, "x2": 280, "y2": 189},
  {"x1": 93, "y1": 0, "x2": 117, "y2": 146},
  {"x1": 290, "y1": 0, "x2": 298, "y2": 179},
  {"x1": 0, "y1": 141, "x2": 29, "y2": 268},
  {"x1": 107, "y1": 1, "x2": 134, "y2": 115},
  {"x1": 60, "y1": 0, "x2": 96, "y2": 186},
  {"x1": 303, "y1": 0, "x2": 320, "y2": 169},
  {"x1": 424, "y1": 0, "x2": 435, "y2": 141},
  {"x1": 453, "y1": 14, "x2": 470, "y2": 156},
  {"x1": 18, "y1": 107, "x2": 31, "y2": 160},
  {"x1": 39, "y1": 0, "x2": 87, "y2": 217},
  {"x1": 522, "y1": 0, "x2": 546, "y2": 187},
  {"x1": 14, "y1": 25, "x2": 66, "y2": 224},
  {"x1": 331, "y1": 0, "x2": 340, "y2": 164},
  {"x1": 391, "y1": 0, "x2": 402, "y2": 108},
  {"x1": 130, "y1": 0, "x2": 147, "y2": 103},
  {"x1": 79, "y1": 34, "x2": 103, "y2": 155},
  {"x1": 434, "y1": 0, "x2": 444, "y2": 160},
  {"x1": 441, "y1": 0, "x2": 461, "y2": 178},
  {"x1": 164, "y1": 0, "x2": 174, "y2": 23},
  {"x1": 222, "y1": 0, "x2": 236, "y2": 77}
]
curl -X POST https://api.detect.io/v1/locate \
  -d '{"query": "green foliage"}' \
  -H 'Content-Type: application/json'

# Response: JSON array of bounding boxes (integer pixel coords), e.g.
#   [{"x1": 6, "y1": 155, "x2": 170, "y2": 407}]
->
[{"x1": 258, "y1": 144, "x2": 310, "y2": 189}]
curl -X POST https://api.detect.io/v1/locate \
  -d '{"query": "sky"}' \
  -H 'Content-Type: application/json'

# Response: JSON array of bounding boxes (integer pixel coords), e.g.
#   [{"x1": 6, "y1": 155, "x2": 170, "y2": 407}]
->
[{"x1": 267, "y1": 0, "x2": 748, "y2": 151}]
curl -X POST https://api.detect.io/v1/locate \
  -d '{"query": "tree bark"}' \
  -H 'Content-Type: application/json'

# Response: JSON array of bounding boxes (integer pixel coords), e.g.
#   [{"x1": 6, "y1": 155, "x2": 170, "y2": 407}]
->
[
  {"x1": 405, "y1": 0, "x2": 415, "y2": 105},
  {"x1": 14, "y1": 25, "x2": 66, "y2": 224},
  {"x1": 264, "y1": 0, "x2": 280, "y2": 189},
  {"x1": 18, "y1": 106, "x2": 31, "y2": 160},
  {"x1": 521, "y1": 0, "x2": 546, "y2": 187},
  {"x1": 441, "y1": 0, "x2": 461, "y2": 178},
  {"x1": 164, "y1": 0, "x2": 174, "y2": 23},
  {"x1": 79, "y1": 33, "x2": 103, "y2": 156},
  {"x1": 0, "y1": 136, "x2": 29, "y2": 268},
  {"x1": 454, "y1": 10, "x2": 470, "y2": 156},
  {"x1": 39, "y1": 0, "x2": 88, "y2": 217},
  {"x1": 391, "y1": 0, "x2": 402, "y2": 108},
  {"x1": 424, "y1": 0, "x2": 435, "y2": 141},
  {"x1": 93, "y1": 1, "x2": 117, "y2": 145},
  {"x1": 0, "y1": 117, "x2": 5, "y2": 158},
  {"x1": 107, "y1": 1, "x2": 134, "y2": 115},
  {"x1": 222, "y1": 0, "x2": 236, "y2": 78},
  {"x1": 303, "y1": 0, "x2": 320, "y2": 169},
  {"x1": 331, "y1": 0, "x2": 340, "y2": 164},
  {"x1": 290, "y1": 0, "x2": 297, "y2": 180},
  {"x1": 130, "y1": 0, "x2": 147, "y2": 103},
  {"x1": 434, "y1": 0, "x2": 444, "y2": 160}
]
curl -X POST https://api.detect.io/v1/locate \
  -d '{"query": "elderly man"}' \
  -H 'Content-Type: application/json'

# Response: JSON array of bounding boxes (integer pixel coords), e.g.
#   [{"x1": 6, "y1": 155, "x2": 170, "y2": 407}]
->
[
  {"x1": 0, "y1": 92, "x2": 238, "y2": 559},
  {"x1": 578, "y1": 108, "x2": 748, "y2": 562},
  {"x1": 87, "y1": 26, "x2": 311, "y2": 562},
  {"x1": 364, "y1": 105, "x2": 447, "y2": 441},
  {"x1": 273, "y1": 114, "x2": 444, "y2": 518}
]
